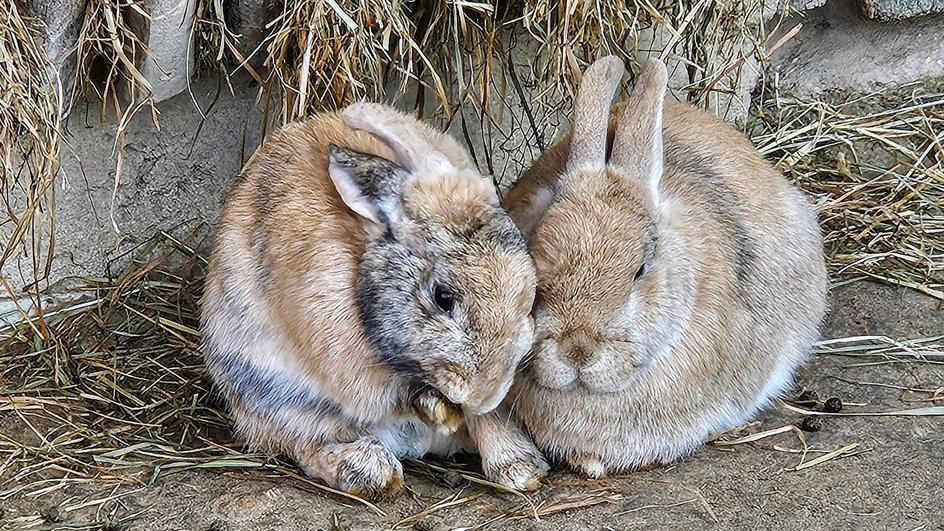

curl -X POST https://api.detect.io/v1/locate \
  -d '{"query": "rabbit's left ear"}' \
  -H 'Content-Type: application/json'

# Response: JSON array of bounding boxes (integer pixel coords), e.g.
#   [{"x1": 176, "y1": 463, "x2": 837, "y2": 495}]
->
[
  {"x1": 328, "y1": 144, "x2": 409, "y2": 228},
  {"x1": 611, "y1": 59, "x2": 668, "y2": 207},
  {"x1": 565, "y1": 55, "x2": 625, "y2": 174}
]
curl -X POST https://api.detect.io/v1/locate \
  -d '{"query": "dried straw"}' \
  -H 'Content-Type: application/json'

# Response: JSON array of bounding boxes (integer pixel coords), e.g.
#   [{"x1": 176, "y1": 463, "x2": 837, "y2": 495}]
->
[
  {"x1": 0, "y1": 1, "x2": 62, "y2": 295},
  {"x1": 751, "y1": 83, "x2": 944, "y2": 298},
  {"x1": 0, "y1": 232, "x2": 233, "y2": 517},
  {"x1": 521, "y1": 0, "x2": 773, "y2": 112},
  {"x1": 194, "y1": 0, "x2": 773, "y2": 134},
  {"x1": 75, "y1": 0, "x2": 159, "y2": 235},
  {"x1": 2, "y1": 0, "x2": 161, "y2": 298},
  {"x1": 75, "y1": 0, "x2": 154, "y2": 112}
]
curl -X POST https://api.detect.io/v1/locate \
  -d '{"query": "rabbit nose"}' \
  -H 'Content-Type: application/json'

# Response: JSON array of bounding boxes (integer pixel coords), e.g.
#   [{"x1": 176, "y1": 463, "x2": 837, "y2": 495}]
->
[{"x1": 569, "y1": 345, "x2": 593, "y2": 369}]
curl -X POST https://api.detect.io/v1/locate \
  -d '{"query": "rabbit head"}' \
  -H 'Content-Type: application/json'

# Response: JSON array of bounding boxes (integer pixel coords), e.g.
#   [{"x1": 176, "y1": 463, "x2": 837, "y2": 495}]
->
[
  {"x1": 331, "y1": 104, "x2": 536, "y2": 415},
  {"x1": 527, "y1": 57, "x2": 691, "y2": 394}
]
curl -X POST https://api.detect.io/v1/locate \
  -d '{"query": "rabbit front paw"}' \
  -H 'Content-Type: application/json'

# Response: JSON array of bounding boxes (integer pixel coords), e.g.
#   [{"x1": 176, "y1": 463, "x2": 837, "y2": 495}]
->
[
  {"x1": 468, "y1": 411, "x2": 550, "y2": 491},
  {"x1": 412, "y1": 388, "x2": 464, "y2": 435},
  {"x1": 483, "y1": 448, "x2": 550, "y2": 492},
  {"x1": 298, "y1": 437, "x2": 404, "y2": 501}
]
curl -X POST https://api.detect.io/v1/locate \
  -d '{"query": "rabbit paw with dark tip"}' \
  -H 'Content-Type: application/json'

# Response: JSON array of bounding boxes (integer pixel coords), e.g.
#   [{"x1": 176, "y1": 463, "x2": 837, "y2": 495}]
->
[
  {"x1": 483, "y1": 446, "x2": 550, "y2": 492},
  {"x1": 300, "y1": 437, "x2": 404, "y2": 502}
]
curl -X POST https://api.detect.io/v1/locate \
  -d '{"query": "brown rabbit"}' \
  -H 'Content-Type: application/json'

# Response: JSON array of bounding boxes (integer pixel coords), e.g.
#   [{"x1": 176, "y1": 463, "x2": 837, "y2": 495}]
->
[
  {"x1": 481, "y1": 55, "x2": 828, "y2": 478},
  {"x1": 200, "y1": 102, "x2": 538, "y2": 500}
]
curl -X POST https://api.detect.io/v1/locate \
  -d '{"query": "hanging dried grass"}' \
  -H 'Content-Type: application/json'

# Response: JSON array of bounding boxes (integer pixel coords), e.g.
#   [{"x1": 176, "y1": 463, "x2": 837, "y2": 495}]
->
[
  {"x1": 196, "y1": 0, "x2": 773, "y2": 121},
  {"x1": 1, "y1": 0, "x2": 164, "y2": 308},
  {"x1": 74, "y1": 0, "x2": 158, "y2": 236},
  {"x1": 0, "y1": 1, "x2": 63, "y2": 297},
  {"x1": 76, "y1": 0, "x2": 154, "y2": 111},
  {"x1": 198, "y1": 0, "x2": 505, "y2": 123}
]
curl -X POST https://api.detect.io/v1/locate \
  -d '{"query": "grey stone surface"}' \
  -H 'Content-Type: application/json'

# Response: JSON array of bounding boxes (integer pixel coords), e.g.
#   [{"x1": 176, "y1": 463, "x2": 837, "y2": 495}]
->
[
  {"x1": 769, "y1": 0, "x2": 944, "y2": 98},
  {"x1": 790, "y1": 0, "x2": 828, "y2": 10},
  {"x1": 858, "y1": 0, "x2": 944, "y2": 20},
  {"x1": 0, "y1": 72, "x2": 266, "y2": 297},
  {"x1": 141, "y1": 0, "x2": 196, "y2": 102},
  {"x1": 25, "y1": 0, "x2": 88, "y2": 109}
]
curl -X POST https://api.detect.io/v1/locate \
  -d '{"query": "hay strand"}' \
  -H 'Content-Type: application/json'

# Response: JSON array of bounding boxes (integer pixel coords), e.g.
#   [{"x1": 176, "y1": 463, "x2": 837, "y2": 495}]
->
[{"x1": 752, "y1": 84, "x2": 944, "y2": 297}]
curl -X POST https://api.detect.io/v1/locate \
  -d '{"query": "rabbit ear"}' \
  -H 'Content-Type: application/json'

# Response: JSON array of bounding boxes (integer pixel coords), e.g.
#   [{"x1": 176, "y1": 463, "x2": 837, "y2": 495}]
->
[
  {"x1": 610, "y1": 59, "x2": 668, "y2": 206},
  {"x1": 328, "y1": 144, "x2": 409, "y2": 226},
  {"x1": 343, "y1": 102, "x2": 457, "y2": 175},
  {"x1": 566, "y1": 55, "x2": 625, "y2": 173}
]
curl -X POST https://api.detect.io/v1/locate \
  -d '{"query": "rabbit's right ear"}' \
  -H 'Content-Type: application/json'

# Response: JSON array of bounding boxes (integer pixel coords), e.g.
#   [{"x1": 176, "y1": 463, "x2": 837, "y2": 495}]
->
[
  {"x1": 328, "y1": 144, "x2": 410, "y2": 227},
  {"x1": 566, "y1": 55, "x2": 625, "y2": 173}
]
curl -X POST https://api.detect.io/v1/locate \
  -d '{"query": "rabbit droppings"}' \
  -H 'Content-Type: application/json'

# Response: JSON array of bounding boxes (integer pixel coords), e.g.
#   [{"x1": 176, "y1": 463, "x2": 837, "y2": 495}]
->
[
  {"x1": 200, "y1": 102, "x2": 539, "y2": 500},
  {"x1": 488, "y1": 56, "x2": 828, "y2": 478}
]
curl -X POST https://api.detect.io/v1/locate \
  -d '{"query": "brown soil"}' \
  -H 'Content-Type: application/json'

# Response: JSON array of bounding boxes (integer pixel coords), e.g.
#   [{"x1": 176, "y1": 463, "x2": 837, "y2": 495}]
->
[{"x1": 2, "y1": 281, "x2": 942, "y2": 531}]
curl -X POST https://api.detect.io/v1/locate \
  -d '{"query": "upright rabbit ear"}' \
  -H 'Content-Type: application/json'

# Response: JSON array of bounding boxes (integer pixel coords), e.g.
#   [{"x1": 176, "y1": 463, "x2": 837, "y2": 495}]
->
[
  {"x1": 566, "y1": 55, "x2": 625, "y2": 174},
  {"x1": 328, "y1": 144, "x2": 409, "y2": 227},
  {"x1": 610, "y1": 59, "x2": 668, "y2": 206}
]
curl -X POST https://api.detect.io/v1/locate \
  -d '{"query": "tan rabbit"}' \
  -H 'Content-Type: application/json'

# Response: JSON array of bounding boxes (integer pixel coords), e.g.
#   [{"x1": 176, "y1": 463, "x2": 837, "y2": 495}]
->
[
  {"x1": 200, "y1": 102, "x2": 538, "y2": 500},
  {"x1": 484, "y1": 55, "x2": 828, "y2": 478}
]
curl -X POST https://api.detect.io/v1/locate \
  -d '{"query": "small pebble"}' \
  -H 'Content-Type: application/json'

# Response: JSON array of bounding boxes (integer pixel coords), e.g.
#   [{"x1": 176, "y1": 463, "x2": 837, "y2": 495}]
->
[
  {"x1": 800, "y1": 416, "x2": 823, "y2": 432},
  {"x1": 413, "y1": 521, "x2": 438, "y2": 531},
  {"x1": 823, "y1": 397, "x2": 843, "y2": 413},
  {"x1": 40, "y1": 506, "x2": 60, "y2": 523}
]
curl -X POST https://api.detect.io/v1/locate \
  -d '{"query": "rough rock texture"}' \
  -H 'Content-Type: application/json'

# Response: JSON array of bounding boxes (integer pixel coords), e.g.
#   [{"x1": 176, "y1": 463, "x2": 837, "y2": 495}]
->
[
  {"x1": 140, "y1": 0, "x2": 196, "y2": 102},
  {"x1": 0, "y1": 73, "x2": 267, "y2": 297},
  {"x1": 24, "y1": 0, "x2": 88, "y2": 108},
  {"x1": 769, "y1": 0, "x2": 944, "y2": 98},
  {"x1": 224, "y1": 0, "x2": 282, "y2": 70},
  {"x1": 858, "y1": 0, "x2": 944, "y2": 20}
]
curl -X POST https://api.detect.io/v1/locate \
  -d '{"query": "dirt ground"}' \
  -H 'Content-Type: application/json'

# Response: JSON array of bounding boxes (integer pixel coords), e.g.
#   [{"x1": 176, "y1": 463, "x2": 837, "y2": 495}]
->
[{"x1": 1, "y1": 280, "x2": 941, "y2": 531}]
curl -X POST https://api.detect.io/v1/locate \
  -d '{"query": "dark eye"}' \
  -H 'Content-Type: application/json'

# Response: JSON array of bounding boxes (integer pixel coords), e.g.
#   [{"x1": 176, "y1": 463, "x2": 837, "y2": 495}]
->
[
  {"x1": 633, "y1": 263, "x2": 647, "y2": 281},
  {"x1": 433, "y1": 286, "x2": 455, "y2": 313}
]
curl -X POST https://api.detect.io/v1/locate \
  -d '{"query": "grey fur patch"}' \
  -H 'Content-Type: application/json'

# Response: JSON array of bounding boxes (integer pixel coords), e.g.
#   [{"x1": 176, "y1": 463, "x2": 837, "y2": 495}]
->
[
  {"x1": 356, "y1": 232, "x2": 428, "y2": 382},
  {"x1": 486, "y1": 212, "x2": 529, "y2": 252},
  {"x1": 350, "y1": 158, "x2": 529, "y2": 385},
  {"x1": 664, "y1": 145, "x2": 764, "y2": 308},
  {"x1": 209, "y1": 350, "x2": 344, "y2": 420}
]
